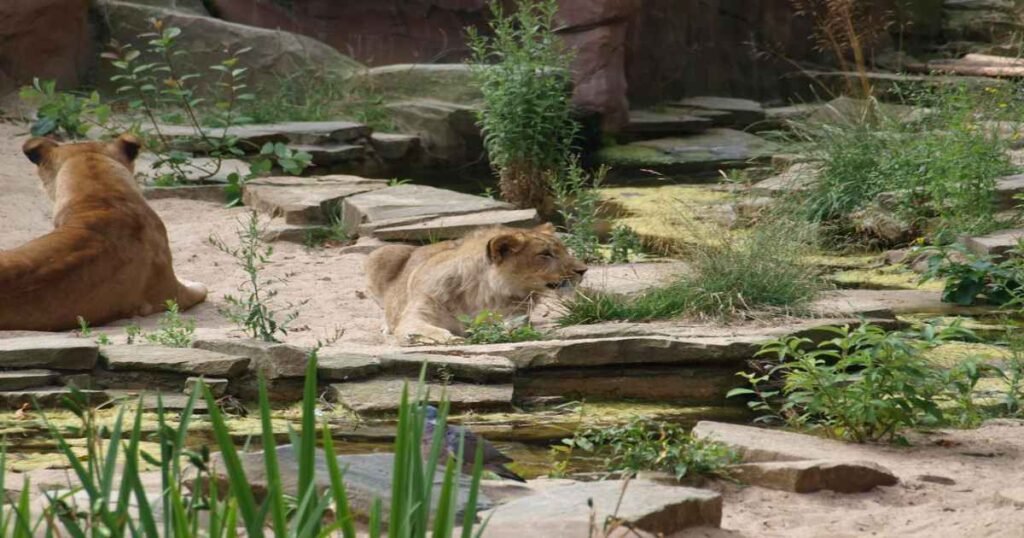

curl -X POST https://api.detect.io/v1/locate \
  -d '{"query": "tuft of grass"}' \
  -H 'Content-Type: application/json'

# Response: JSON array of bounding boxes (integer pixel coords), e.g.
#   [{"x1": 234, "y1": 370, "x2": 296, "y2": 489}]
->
[
  {"x1": 560, "y1": 222, "x2": 822, "y2": 324},
  {"x1": 460, "y1": 311, "x2": 544, "y2": 344},
  {"x1": 142, "y1": 300, "x2": 197, "y2": 348}
]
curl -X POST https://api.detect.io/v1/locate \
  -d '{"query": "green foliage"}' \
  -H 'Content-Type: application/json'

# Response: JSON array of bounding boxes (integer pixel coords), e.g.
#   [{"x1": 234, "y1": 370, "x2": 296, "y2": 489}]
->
[
  {"x1": 560, "y1": 222, "x2": 821, "y2": 324},
  {"x1": 727, "y1": 321, "x2": 1004, "y2": 442},
  {"x1": 303, "y1": 204, "x2": 350, "y2": 248},
  {"x1": 919, "y1": 242, "x2": 1024, "y2": 307},
  {"x1": 551, "y1": 157, "x2": 605, "y2": 263},
  {"x1": 19, "y1": 78, "x2": 110, "y2": 139},
  {"x1": 564, "y1": 417, "x2": 738, "y2": 481},
  {"x1": 467, "y1": 0, "x2": 578, "y2": 208},
  {"x1": 608, "y1": 225, "x2": 643, "y2": 264},
  {"x1": 791, "y1": 86, "x2": 1017, "y2": 240},
  {"x1": 14, "y1": 355, "x2": 487, "y2": 537},
  {"x1": 74, "y1": 316, "x2": 92, "y2": 337},
  {"x1": 102, "y1": 21, "x2": 254, "y2": 185},
  {"x1": 209, "y1": 210, "x2": 302, "y2": 342},
  {"x1": 460, "y1": 311, "x2": 543, "y2": 344},
  {"x1": 141, "y1": 300, "x2": 197, "y2": 347}
]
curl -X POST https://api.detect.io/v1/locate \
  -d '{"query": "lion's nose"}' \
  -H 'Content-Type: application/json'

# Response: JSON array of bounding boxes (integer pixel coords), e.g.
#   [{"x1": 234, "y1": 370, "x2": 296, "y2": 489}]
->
[{"x1": 574, "y1": 267, "x2": 588, "y2": 276}]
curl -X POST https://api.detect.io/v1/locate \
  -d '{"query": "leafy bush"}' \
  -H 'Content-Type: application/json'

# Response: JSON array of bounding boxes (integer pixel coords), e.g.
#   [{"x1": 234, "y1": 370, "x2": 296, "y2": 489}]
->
[
  {"x1": 460, "y1": 311, "x2": 543, "y2": 344},
  {"x1": 559, "y1": 221, "x2": 821, "y2": 324},
  {"x1": 919, "y1": 242, "x2": 1024, "y2": 307},
  {"x1": 551, "y1": 158, "x2": 605, "y2": 263},
  {"x1": 563, "y1": 417, "x2": 738, "y2": 481},
  {"x1": 608, "y1": 225, "x2": 643, "y2": 264},
  {"x1": 14, "y1": 354, "x2": 487, "y2": 537},
  {"x1": 19, "y1": 78, "x2": 110, "y2": 139},
  {"x1": 728, "y1": 321, "x2": 996, "y2": 442},
  {"x1": 792, "y1": 85, "x2": 1017, "y2": 240},
  {"x1": 467, "y1": 0, "x2": 578, "y2": 210},
  {"x1": 209, "y1": 210, "x2": 302, "y2": 342}
]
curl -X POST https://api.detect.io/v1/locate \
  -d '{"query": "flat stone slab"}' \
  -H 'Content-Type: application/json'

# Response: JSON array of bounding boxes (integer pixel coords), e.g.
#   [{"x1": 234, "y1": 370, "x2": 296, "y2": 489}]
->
[
  {"x1": 152, "y1": 121, "x2": 371, "y2": 151},
  {"x1": 193, "y1": 338, "x2": 308, "y2": 379},
  {"x1": 342, "y1": 185, "x2": 514, "y2": 232},
  {"x1": 330, "y1": 378, "x2": 513, "y2": 415},
  {"x1": 242, "y1": 175, "x2": 387, "y2": 225},
  {"x1": 962, "y1": 228, "x2": 1024, "y2": 258},
  {"x1": 376, "y1": 353, "x2": 515, "y2": 383},
  {"x1": 0, "y1": 336, "x2": 98, "y2": 370},
  {"x1": 143, "y1": 184, "x2": 227, "y2": 203},
  {"x1": 106, "y1": 390, "x2": 211, "y2": 412},
  {"x1": 692, "y1": 421, "x2": 880, "y2": 463},
  {"x1": 209, "y1": 446, "x2": 488, "y2": 524},
  {"x1": 0, "y1": 387, "x2": 108, "y2": 409},
  {"x1": 995, "y1": 174, "x2": 1024, "y2": 210},
  {"x1": 597, "y1": 129, "x2": 778, "y2": 176},
  {"x1": 371, "y1": 209, "x2": 539, "y2": 241},
  {"x1": 580, "y1": 261, "x2": 689, "y2": 296},
  {"x1": 289, "y1": 143, "x2": 365, "y2": 166},
  {"x1": 731, "y1": 459, "x2": 898, "y2": 493},
  {"x1": 370, "y1": 132, "x2": 421, "y2": 160},
  {"x1": 260, "y1": 223, "x2": 328, "y2": 244},
  {"x1": 134, "y1": 156, "x2": 248, "y2": 183},
  {"x1": 482, "y1": 479, "x2": 721, "y2": 536},
  {"x1": 811, "y1": 289, "x2": 992, "y2": 317},
  {"x1": 0, "y1": 370, "x2": 60, "y2": 391},
  {"x1": 995, "y1": 487, "x2": 1024, "y2": 508},
  {"x1": 671, "y1": 96, "x2": 766, "y2": 127},
  {"x1": 316, "y1": 353, "x2": 382, "y2": 382},
  {"x1": 623, "y1": 109, "x2": 711, "y2": 140},
  {"x1": 101, "y1": 345, "x2": 250, "y2": 378},
  {"x1": 751, "y1": 162, "x2": 821, "y2": 195}
]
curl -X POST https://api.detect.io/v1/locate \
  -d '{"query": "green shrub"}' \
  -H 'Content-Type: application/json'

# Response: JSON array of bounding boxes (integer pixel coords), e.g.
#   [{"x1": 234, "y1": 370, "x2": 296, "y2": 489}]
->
[
  {"x1": 563, "y1": 417, "x2": 738, "y2": 481},
  {"x1": 467, "y1": 0, "x2": 578, "y2": 210},
  {"x1": 18, "y1": 78, "x2": 110, "y2": 139},
  {"x1": 559, "y1": 221, "x2": 821, "y2": 324},
  {"x1": 919, "y1": 241, "x2": 1024, "y2": 307},
  {"x1": 792, "y1": 86, "x2": 1017, "y2": 239},
  {"x1": 460, "y1": 311, "x2": 543, "y2": 344},
  {"x1": 728, "y1": 321, "x2": 999, "y2": 442},
  {"x1": 551, "y1": 158, "x2": 605, "y2": 263}
]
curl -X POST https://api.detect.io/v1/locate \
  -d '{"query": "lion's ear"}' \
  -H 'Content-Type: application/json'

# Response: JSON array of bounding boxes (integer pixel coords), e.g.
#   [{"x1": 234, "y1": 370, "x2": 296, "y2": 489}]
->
[
  {"x1": 22, "y1": 137, "x2": 58, "y2": 165},
  {"x1": 112, "y1": 133, "x2": 142, "y2": 162},
  {"x1": 487, "y1": 232, "x2": 526, "y2": 263},
  {"x1": 533, "y1": 222, "x2": 556, "y2": 235}
]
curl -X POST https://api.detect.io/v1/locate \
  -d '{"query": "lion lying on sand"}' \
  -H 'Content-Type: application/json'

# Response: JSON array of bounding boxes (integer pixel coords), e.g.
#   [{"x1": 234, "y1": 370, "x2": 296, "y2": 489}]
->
[
  {"x1": 366, "y1": 223, "x2": 587, "y2": 345},
  {"x1": 0, "y1": 134, "x2": 207, "y2": 331}
]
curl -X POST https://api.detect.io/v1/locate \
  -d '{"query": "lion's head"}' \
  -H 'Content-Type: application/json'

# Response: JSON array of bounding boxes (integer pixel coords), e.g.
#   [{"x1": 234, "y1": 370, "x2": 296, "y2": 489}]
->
[
  {"x1": 485, "y1": 223, "x2": 588, "y2": 296},
  {"x1": 22, "y1": 134, "x2": 141, "y2": 201}
]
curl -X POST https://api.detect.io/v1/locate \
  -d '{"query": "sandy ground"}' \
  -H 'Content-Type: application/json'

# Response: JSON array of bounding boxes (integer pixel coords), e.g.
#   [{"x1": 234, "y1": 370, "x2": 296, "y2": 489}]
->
[{"x1": 3, "y1": 121, "x2": 1024, "y2": 537}]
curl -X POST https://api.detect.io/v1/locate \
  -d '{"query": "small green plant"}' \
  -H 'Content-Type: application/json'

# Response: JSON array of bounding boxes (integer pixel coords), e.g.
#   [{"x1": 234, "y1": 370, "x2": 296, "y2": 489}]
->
[
  {"x1": 467, "y1": 0, "x2": 579, "y2": 210},
  {"x1": 564, "y1": 417, "x2": 738, "y2": 481},
  {"x1": 728, "y1": 321, "x2": 982, "y2": 442},
  {"x1": 75, "y1": 316, "x2": 92, "y2": 337},
  {"x1": 95, "y1": 334, "x2": 112, "y2": 346},
  {"x1": 19, "y1": 78, "x2": 111, "y2": 138},
  {"x1": 210, "y1": 210, "x2": 302, "y2": 342},
  {"x1": 304, "y1": 204, "x2": 350, "y2": 248},
  {"x1": 388, "y1": 178, "x2": 413, "y2": 187},
  {"x1": 142, "y1": 300, "x2": 197, "y2": 347},
  {"x1": 460, "y1": 311, "x2": 543, "y2": 344},
  {"x1": 560, "y1": 221, "x2": 820, "y2": 324},
  {"x1": 125, "y1": 324, "x2": 143, "y2": 344},
  {"x1": 919, "y1": 241, "x2": 1024, "y2": 307},
  {"x1": 551, "y1": 157, "x2": 605, "y2": 263},
  {"x1": 608, "y1": 225, "x2": 643, "y2": 264}
]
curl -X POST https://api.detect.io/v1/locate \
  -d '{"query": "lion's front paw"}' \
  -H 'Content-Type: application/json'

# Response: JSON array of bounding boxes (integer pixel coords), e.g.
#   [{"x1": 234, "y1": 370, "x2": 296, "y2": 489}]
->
[{"x1": 399, "y1": 326, "x2": 464, "y2": 346}]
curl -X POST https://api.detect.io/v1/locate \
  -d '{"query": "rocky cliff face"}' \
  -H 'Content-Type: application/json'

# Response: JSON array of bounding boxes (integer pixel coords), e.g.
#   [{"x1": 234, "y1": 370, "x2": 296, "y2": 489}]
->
[{"x1": 0, "y1": 0, "x2": 95, "y2": 96}]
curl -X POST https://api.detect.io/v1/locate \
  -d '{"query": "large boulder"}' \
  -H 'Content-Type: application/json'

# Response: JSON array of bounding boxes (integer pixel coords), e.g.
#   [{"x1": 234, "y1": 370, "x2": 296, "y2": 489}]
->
[
  {"x1": 383, "y1": 99, "x2": 484, "y2": 166},
  {"x1": 94, "y1": 1, "x2": 364, "y2": 95},
  {"x1": 0, "y1": 0, "x2": 94, "y2": 96}
]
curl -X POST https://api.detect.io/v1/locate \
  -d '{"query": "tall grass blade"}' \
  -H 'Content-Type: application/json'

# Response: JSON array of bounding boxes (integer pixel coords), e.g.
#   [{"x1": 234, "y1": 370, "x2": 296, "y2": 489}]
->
[
  {"x1": 204, "y1": 385, "x2": 264, "y2": 537},
  {"x1": 460, "y1": 441, "x2": 486, "y2": 538},
  {"x1": 258, "y1": 375, "x2": 288, "y2": 537},
  {"x1": 297, "y1": 348, "x2": 321, "y2": 533},
  {"x1": 321, "y1": 425, "x2": 356, "y2": 538}
]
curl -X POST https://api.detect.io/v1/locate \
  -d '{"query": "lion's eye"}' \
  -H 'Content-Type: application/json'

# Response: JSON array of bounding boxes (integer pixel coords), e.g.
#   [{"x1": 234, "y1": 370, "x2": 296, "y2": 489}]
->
[{"x1": 539, "y1": 250, "x2": 553, "y2": 258}]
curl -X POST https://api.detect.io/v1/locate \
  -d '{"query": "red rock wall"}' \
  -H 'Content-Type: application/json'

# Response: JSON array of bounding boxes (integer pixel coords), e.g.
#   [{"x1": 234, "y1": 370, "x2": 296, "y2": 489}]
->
[{"x1": 0, "y1": 0, "x2": 94, "y2": 95}]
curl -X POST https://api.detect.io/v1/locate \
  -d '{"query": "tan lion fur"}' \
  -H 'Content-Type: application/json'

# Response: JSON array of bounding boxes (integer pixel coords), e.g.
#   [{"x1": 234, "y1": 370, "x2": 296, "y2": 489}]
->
[
  {"x1": 0, "y1": 134, "x2": 207, "y2": 331},
  {"x1": 365, "y1": 223, "x2": 587, "y2": 345}
]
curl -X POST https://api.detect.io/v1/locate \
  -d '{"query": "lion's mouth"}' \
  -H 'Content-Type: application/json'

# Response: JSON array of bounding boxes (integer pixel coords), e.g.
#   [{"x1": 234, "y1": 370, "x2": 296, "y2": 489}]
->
[{"x1": 546, "y1": 279, "x2": 575, "y2": 291}]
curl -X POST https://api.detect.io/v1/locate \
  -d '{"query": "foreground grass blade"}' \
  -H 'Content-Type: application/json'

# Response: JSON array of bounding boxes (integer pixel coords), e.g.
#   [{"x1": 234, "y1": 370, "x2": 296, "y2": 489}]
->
[
  {"x1": 322, "y1": 425, "x2": 357, "y2": 538},
  {"x1": 461, "y1": 441, "x2": 486, "y2": 538},
  {"x1": 204, "y1": 385, "x2": 264, "y2": 537},
  {"x1": 258, "y1": 375, "x2": 289, "y2": 538},
  {"x1": 297, "y1": 349, "x2": 320, "y2": 533}
]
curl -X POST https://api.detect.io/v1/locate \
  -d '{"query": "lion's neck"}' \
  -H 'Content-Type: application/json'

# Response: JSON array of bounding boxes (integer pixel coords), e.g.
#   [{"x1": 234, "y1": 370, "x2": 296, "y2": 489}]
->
[{"x1": 448, "y1": 253, "x2": 531, "y2": 316}]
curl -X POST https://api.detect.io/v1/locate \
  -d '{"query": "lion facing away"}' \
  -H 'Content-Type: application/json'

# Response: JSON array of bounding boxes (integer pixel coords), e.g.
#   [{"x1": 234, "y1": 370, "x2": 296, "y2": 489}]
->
[
  {"x1": 365, "y1": 224, "x2": 587, "y2": 345},
  {"x1": 0, "y1": 134, "x2": 207, "y2": 331}
]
